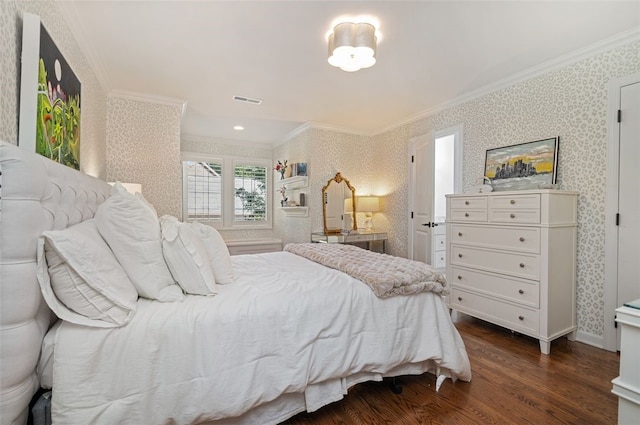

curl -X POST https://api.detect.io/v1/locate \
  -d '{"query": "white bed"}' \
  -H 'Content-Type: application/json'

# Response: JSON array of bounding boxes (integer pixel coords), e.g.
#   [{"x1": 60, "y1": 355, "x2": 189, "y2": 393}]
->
[{"x1": 0, "y1": 140, "x2": 471, "y2": 425}]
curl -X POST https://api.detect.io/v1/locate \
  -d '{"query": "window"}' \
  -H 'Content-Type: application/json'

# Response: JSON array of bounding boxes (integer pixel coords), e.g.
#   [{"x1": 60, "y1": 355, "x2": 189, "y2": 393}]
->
[{"x1": 182, "y1": 154, "x2": 272, "y2": 229}]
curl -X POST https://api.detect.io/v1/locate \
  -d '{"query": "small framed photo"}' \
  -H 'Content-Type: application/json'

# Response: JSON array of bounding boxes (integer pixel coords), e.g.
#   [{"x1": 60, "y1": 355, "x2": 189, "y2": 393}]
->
[{"x1": 484, "y1": 137, "x2": 559, "y2": 191}]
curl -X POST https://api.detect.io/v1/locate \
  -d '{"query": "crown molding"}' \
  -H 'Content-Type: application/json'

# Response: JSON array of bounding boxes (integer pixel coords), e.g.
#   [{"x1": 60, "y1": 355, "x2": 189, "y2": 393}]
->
[
  {"x1": 275, "y1": 121, "x2": 371, "y2": 147},
  {"x1": 372, "y1": 26, "x2": 640, "y2": 137},
  {"x1": 108, "y1": 90, "x2": 187, "y2": 117},
  {"x1": 181, "y1": 133, "x2": 274, "y2": 150}
]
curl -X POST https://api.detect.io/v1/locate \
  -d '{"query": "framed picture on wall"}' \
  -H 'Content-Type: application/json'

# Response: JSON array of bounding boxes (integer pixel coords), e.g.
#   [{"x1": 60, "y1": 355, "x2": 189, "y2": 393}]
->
[
  {"x1": 484, "y1": 137, "x2": 559, "y2": 191},
  {"x1": 18, "y1": 13, "x2": 81, "y2": 170}
]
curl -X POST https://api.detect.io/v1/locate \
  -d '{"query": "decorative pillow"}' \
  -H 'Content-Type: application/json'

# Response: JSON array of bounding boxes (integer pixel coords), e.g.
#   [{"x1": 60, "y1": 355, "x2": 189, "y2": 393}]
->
[
  {"x1": 160, "y1": 216, "x2": 217, "y2": 295},
  {"x1": 189, "y1": 221, "x2": 235, "y2": 284},
  {"x1": 95, "y1": 183, "x2": 183, "y2": 302},
  {"x1": 36, "y1": 219, "x2": 138, "y2": 328}
]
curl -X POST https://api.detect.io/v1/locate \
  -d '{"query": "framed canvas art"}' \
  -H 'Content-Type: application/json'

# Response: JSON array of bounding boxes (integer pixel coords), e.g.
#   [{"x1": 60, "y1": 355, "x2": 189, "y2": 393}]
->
[
  {"x1": 484, "y1": 137, "x2": 559, "y2": 191},
  {"x1": 19, "y1": 13, "x2": 81, "y2": 170}
]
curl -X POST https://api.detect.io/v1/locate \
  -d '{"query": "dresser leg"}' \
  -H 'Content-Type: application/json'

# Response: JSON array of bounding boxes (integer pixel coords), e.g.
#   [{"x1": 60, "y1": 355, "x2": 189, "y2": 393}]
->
[
  {"x1": 539, "y1": 340, "x2": 551, "y2": 355},
  {"x1": 567, "y1": 330, "x2": 577, "y2": 341}
]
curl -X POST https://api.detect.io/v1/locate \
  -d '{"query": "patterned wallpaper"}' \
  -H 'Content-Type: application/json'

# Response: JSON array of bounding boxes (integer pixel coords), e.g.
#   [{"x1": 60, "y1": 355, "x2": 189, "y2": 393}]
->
[
  {"x1": 0, "y1": 0, "x2": 107, "y2": 178},
  {"x1": 106, "y1": 96, "x2": 182, "y2": 218}
]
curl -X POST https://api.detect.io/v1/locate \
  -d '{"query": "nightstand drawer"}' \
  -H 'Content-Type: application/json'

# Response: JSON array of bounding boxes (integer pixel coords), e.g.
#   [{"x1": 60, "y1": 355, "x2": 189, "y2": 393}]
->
[
  {"x1": 451, "y1": 224, "x2": 540, "y2": 253},
  {"x1": 434, "y1": 251, "x2": 446, "y2": 269},
  {"x1": 451, "y1": 288, "x2": 540, "y2": 335},
  {"x1": 450, "y1": 209, "x2": 488, "y2": 222},
  {"x1": 434, "y1": 234, "x2": 446, "y2": 249},
  {"x1": 451, "y1": 245, "x2": 540, "y2": 280},
  {"x1": 490, "y1": 209, "x2": 540, "y2": 224},
  {"x1": 490, "y1": 194, "x2": 540, "y2": 210},
  {"x1": 451, "y1": 267, "x2": 539, "y2": 308}
]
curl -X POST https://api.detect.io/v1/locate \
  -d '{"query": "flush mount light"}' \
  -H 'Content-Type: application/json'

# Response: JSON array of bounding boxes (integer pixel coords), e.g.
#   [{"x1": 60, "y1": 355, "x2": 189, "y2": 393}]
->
[
  {"x1": 328, "y1": 21, "x2": 377, "y2": 72},
  {"x1": 233, "y1": 125, "x2": 244, "y2": 131}
]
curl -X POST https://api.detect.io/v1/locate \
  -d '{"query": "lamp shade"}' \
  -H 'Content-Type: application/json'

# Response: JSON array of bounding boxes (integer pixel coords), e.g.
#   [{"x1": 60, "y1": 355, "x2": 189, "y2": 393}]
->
[{"x1": 357, "y1": 196, "x2": 380, "y2": 213}]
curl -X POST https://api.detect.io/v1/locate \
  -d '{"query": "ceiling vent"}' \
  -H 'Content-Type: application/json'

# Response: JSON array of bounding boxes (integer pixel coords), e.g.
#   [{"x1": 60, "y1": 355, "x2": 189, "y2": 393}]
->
[{"x1": 233, "y1": 95, "x2": 263, "y2": 105}]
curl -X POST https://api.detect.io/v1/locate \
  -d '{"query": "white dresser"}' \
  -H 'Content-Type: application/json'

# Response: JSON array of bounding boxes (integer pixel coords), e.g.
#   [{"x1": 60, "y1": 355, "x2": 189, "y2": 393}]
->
[
  {"x1": 445, "y1": 190, "x2": 578, "y2": 354},
  {"x1": 612, "y1": 300, "x2": 640, "y2": 424}
]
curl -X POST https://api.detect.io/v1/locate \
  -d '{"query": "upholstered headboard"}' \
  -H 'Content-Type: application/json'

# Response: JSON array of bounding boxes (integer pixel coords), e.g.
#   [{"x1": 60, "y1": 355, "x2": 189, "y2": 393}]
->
[{"x1": 0, "y1": 141, "x2": 112, "y2": 425}]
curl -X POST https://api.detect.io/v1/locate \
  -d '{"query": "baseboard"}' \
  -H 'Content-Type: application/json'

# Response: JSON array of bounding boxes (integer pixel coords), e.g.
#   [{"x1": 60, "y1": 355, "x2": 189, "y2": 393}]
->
[{"x1": 576, "y1": 330, "x2": 606, "y2": 350}]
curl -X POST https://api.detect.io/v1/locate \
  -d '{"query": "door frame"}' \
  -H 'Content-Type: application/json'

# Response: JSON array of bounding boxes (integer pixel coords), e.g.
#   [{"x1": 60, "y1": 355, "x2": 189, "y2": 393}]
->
[
  {"x1": 408, "y1": 124, "x2": 463, "y2": 260},
  {"x1": 603, "y1": 72, "x2": 640, "y2": 352}
]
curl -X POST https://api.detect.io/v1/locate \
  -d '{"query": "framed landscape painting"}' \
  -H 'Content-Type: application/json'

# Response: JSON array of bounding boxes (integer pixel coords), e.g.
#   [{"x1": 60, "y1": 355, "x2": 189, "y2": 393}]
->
[
  {"x1": 19, "y1": 13, "x2": 81, "y2": 170},
  {"x1": 484, "y1": 137, "x2": 559, "y2": 191}
]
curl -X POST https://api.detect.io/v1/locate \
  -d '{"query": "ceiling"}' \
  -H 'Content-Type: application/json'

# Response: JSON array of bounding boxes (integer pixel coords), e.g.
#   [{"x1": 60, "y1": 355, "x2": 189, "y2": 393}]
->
[{"x1": 57, "y1": 1, "x2": 640, "y2": 146}]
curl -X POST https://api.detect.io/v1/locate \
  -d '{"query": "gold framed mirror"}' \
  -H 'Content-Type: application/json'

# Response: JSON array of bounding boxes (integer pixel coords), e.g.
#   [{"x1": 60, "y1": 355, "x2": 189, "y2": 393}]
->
[{"x1": 322, "y1": 172, "x2": 357, "y2": 234}]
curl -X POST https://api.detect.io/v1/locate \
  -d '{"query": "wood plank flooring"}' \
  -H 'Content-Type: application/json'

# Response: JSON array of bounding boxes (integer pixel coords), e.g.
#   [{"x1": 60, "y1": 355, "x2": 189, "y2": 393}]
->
[{"x1": 282, "y1": 314, "x2": 620, "y2": 425}]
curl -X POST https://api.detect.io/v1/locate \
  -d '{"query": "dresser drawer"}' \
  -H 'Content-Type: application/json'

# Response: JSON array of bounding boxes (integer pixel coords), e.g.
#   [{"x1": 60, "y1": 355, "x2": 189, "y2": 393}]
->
[
  {"x1": 451, "y1": 224, "x2": 540, "y2": 253},
  {"x1": 450, "y1": 197, "x2": 487, "y2": 210},
  {"x1": 451, "y1": 245, "x2": 540, "y2": 280},
  {"x1": 489, "y1": 194, "x2": 540, "y2": 210},
  {"x1": 450, "y1": 209, "x2": 488, "y2": 222},
  {"x1": 451, "y1": 266, "x2": 539, "y2": 308},
  {"x1": 451, "y1": 288, "x2": 540, "y2": 335},
  {"x1": 434, "y1": 250, "x2": 446, "y2": 269},
  {"x1": 490, "y1": 209, "x2": 540, "y2": 224}
]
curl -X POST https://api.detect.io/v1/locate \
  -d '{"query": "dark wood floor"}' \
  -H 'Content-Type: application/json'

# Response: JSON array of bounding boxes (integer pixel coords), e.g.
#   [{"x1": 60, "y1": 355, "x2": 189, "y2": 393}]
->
[{"x1": 282, "y1": 314, "x2": 620, "y2": 425}]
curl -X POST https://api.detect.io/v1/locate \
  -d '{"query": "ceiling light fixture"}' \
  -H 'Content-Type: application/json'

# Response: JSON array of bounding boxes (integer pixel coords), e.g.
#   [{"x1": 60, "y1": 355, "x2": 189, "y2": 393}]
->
[{"x1": 327, "y1": 21, "x2": 377, "y2": 72}]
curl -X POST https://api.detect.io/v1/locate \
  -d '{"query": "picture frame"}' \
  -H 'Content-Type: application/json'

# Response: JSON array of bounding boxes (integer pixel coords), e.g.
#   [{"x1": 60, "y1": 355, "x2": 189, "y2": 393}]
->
[
  {"x1": 18, "y1": 13, "x2": 82, "y2": 170},
  {"x1": 484, "y1": 137, "x2": 559, "y2": 191}
]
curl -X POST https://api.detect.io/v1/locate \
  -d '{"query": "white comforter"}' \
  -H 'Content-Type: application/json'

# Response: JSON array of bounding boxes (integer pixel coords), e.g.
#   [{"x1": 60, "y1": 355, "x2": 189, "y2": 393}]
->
[{"x1": 46, "y1": 252, "x2": 471, "y2": 425}]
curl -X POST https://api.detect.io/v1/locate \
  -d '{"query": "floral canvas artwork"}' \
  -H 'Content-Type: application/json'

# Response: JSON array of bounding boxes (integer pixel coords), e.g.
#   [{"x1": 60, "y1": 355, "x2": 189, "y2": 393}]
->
[{"x1": 35, "y1": 23, "x2": 82, "y2": 170}]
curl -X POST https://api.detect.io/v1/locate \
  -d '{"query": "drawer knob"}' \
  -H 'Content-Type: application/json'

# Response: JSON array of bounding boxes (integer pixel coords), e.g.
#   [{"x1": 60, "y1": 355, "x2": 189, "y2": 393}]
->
[
  {"x1": 518, "y1": 289, "x2": 524, "y2": 294},
  {"x1": 458, "y1": 232, "x2": 463, "y2": 237},
  {"x1": 465, "y1": 201, "x2": 470, "y2": 205},
  {"x1": 510, "y1": 213, "x2": 516, "y2": 219},
  {"x1": 518, "y1": 315, "x2": 524, "y2": 321},
  {"x1": 457, "y1": 275, "x2": 462, "y2": 280},
  {"x1": 458, "y1": 297, "x2": 462, "y2": 301},
  {"x1": 519, "y1": 237, "x2": 525, "y2": 242},
  {"x1": 519, "y1": 263, "x2": 525, "y2": 268},
  {"x1": 464, "y1": 213, "x2": 470, "y2": 217},
  {"x1": 458, "y1": 253, "x2": 463, "y2": 258},
  {"x1": 510, "y1": 200, "x2": 516, "y2": 204}
]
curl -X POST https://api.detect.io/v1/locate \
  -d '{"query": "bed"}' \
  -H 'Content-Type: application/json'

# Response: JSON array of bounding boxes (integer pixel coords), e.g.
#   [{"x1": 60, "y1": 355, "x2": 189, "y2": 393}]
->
[{"x1": 0, "y1": 140, "x2": 471, "y2": 425}]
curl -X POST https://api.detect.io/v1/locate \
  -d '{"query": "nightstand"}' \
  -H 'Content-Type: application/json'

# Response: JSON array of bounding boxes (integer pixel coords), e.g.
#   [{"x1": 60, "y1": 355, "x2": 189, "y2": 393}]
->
[{"x1": 311, "y1": 231, "x2": 387, "y2": 253}]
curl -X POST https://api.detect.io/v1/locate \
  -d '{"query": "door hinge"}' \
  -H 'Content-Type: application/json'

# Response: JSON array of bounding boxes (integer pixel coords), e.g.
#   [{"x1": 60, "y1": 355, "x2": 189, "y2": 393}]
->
[
  {"x1": 411, "y1": 211, "x2": 414, "y2": 219},
  {"x1": 615, "y1": 314, "x2": 618, "y2": 328},
  {"x1": 616, "y1": 213, "x2": 620, "y2": 226},
  {"x1": 617, "y1": 109, "x2": 622, "y2": 123},
  {"x1": 411, "y1": 155, "x2": 414, "y2": 163}
]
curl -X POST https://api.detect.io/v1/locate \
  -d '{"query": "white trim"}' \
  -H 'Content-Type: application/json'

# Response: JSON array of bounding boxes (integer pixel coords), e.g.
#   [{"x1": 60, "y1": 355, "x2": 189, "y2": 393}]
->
[
  {"x1": 108, "y1": 90, "x2": 187, "y2": 116},
  {"x1": 372, "y1": 27, "x2": 640, "y2": 137},
  {"x1": 576, "y1": 330, "x2": 605, "y2": 350},
  {"x1": 181, "y1": 133, "x2": 273, "y2": 150},
  {"x1": 434, "y1": 124, "x2": 464, "y2": 194},
  {"x1": 603, "y1": 71, "x2": 640, "y2": 352},
  {"x1": 274, "y1": 121, "x2": 369, "y2": 147}
]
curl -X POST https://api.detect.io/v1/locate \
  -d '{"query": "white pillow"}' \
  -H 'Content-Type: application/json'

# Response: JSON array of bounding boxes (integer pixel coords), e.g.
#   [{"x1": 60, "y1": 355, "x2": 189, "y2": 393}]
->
[
  {"x1": 189, "y1": 221, "x2": 235, "y2": 284},
  {"x1": 160, "y1": 216, "x2": 217, "y2": 295},
  {"x1": 95, "y1": 183, "x2": 183, "y2": 302},
  {"x1": 36, "y1": 219, "x2": 138, "y2": 327}
]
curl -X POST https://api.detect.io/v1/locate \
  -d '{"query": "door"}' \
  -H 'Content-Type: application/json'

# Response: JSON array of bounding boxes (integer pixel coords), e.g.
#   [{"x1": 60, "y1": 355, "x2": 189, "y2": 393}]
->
[
  {"x1": 409, "y1": 126, "x2": 463, "y2": 270},
  {"x1": 616, "y1": 81, "x2": 640, "y2": 349},
  {"x1": 410, "y1": 134, "x2": 434, "y2": 264}
]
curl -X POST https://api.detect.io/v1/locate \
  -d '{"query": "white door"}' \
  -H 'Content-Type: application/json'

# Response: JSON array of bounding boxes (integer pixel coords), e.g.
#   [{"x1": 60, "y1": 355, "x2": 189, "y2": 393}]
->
[
  {"x1": 409, "y1": 126, "x2": 463, "y2": 269},
  {"x1": 616, "y1": 81, "x2": 640, "y2": 348},
  {"x1": 410, "y1": 134, "x2": 434, "y2": 264}
]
